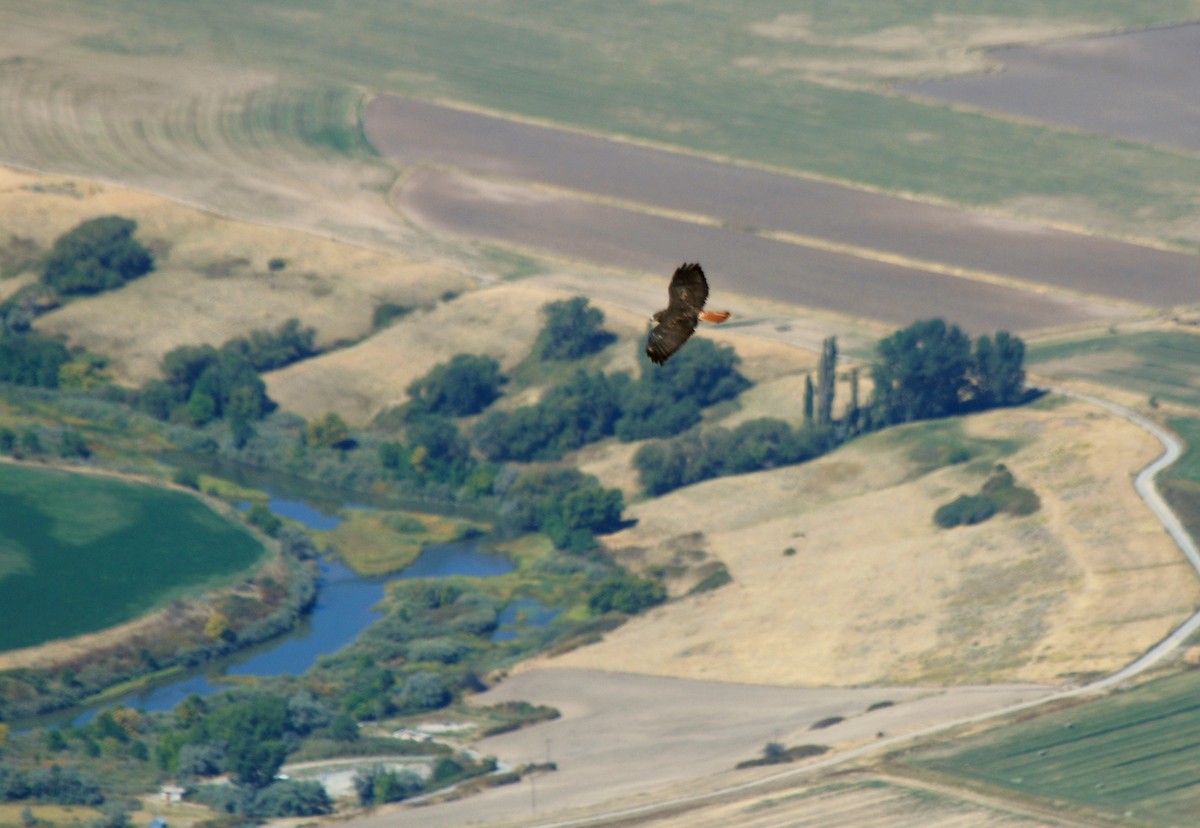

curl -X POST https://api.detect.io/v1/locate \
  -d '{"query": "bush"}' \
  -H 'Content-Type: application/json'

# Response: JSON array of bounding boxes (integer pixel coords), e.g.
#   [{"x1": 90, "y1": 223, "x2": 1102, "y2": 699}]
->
[
  {"x1": 42, "y1": 216, "x2": 154, "y2": 295},
  {"x1": 534, "y1": 297, "x2": 616, "y2": 361},
  {"x1": 406, "y1": 353, "x2": 504, "y2": 418},
  {"x1": 933, "y1": 494, "x2": 996, "y2": 528},
  {"x1": 224, "y1": 318, "x2": 318, "y2": 371},
  {"x1": 588, "y1": 574, "x2": 666, "y2": 615},
  {"x1": 634, "y1": 419, "x2": 830, "y2": 496}
]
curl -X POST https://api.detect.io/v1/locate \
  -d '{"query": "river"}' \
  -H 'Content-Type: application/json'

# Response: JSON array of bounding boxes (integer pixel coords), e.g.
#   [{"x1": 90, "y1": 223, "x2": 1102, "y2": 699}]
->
[{"x1": 69, "y1": 492, "x2": 517, "y2": 722}]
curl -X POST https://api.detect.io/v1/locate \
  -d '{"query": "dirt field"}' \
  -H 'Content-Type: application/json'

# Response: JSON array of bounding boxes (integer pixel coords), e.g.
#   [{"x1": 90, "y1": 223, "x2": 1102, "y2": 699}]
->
[
  {"x1": 355, "y1": 667, "x2": 1051, "y2": 828},
  {"x1": 398, "y1": 167, "x2": 1130, "y2": 335},
  {"x1": 902, "y1": 23, "x2": 1200, "y2": 155},
  {"x1": 369, "y1": 95, "x2": 1199, "y2": 311},
  {"x1": 537, "y1": 397, "x2": 1200, "y2": 687}
]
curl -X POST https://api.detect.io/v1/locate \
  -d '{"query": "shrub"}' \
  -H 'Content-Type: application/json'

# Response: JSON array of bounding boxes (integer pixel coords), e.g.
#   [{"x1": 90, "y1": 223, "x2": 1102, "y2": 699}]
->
[
  {"x1": 933, "y1": 494, "x2": 996, "y2": 528},
  {"x1": 42, "y1": 216, "x2": 154, "y2": 295},
  {"x1": 406, "y1": 353, "x2": 504, "y2": 418},
  {"x1": 588, "y1": 574, "x2": 666, "y2": 615},
  {"x1": 534, "y1": 297, "x2": 616, "y2": 361}
]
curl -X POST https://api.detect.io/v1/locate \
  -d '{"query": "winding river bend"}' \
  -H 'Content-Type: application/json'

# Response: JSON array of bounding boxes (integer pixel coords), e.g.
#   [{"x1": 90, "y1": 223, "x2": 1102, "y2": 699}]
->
[{"x1": 73, "y1": 493, "x2": 514, "y2": 722}]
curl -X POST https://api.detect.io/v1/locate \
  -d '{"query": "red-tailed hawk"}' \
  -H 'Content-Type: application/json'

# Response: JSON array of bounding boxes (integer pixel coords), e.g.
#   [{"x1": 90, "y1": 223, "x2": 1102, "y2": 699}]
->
[{"x1": 646, "y1": 262, "x2": 731, "y2": 365}]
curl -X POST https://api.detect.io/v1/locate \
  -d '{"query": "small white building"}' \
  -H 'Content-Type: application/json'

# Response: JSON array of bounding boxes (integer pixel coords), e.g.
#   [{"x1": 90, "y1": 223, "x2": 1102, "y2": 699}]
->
[{"x1": 159, "y1": 785, "x2": 186, "y2": 804}]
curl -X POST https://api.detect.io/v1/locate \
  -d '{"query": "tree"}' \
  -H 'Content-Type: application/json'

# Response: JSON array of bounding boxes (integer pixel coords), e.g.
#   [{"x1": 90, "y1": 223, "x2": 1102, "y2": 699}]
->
[
  {"x1": 871, "y1": 318, "x2": 972, "y2": 425},
  {"x1": 307, "y1": 412, "x2": 352, "y2": 449},
  {"x1": 0, "y1": 333, "x2": 70, "y2": 387},
  {"x1": 42, "y1": 216, "x2": 153, "y2": 295},
  {"x1": 406, "y1": 353, "x2": 503, "y2": 417},
  {"x1": 588, "y1": 574, "x2": 666, "y2": 614},
  {"x1": 803, "y1": 374, "x2": 814, "y2": 425},
  {"x1": 224, "y1": 318, "x2": 318, "y2": 371},
  {"x1": 817, "y1": 336, "x2": 837, "y2": 426},
  {"x1": 970, "y1": 330, "x2": 1026, "y2": 407},
  {"x1": 534, "y1": 296, "x2": 616, "y2": 361}
]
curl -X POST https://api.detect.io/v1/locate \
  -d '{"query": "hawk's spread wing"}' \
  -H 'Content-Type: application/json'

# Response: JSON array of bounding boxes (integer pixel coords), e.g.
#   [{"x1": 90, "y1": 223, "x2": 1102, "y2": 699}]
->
[
  {"x1": 667, "y1": 262, "x2": 708, "y2": 315},
  {"x1": 646, "y1": 263, "x2": 708, "y2": 365}
]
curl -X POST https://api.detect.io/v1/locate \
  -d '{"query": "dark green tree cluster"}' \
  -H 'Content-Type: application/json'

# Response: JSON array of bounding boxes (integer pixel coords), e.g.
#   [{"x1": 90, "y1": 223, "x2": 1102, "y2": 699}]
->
[
  {"x1": 380, "y1": 415, "x2": 477, "y2": 489},
  {"x1": 354, "y1": 765, "x2": 424, "y2": 805},
  {"x1": 0, "y1": 765, "x2": 104, "y2": 805},
  {"x1": 224, "y1": 318, "x2": 319, "y2": 372},
  {"x1": 0, "y1": 332, "x2": 70, "y2": 387},
  {"x1": 405, "y1": 353, "x2": 504, "y2": 418},
  {"x1": 138, "y1": 344, "x2": 272, "y2": 432},
  {"x1": 475, "y1": 369, "x2": 626, "y2": 461},
  {"x1": 634, "y1": 418, "x2": 831, "y2": 496},
  {"x1": 41, "y1": 216, "x2": 154, "y2": 296},
  {"x1": 587, "y1": 573, "x2": 666, "y2": 614},
  {"x1": 501, "y1": 467, "x2": 624, "y2": 552},
  {"x1": 188, "y1": 780, "x2": 332, "y2": 819},
  {"x1": 156, "y1": 692, "x2": 331, "y2": 792},
  {"x1": 476, "y1": 339, "x2": 749, "y2": 461},
  {"x1": 533, "y1": 296, "x2": 616, "y2": 361},
  {"x1": 871, "y1": 319, "x2": 1026, "y2": 426},
  {"x1": 934, "y1": 464, "x2": 1040, "y2": 529}
]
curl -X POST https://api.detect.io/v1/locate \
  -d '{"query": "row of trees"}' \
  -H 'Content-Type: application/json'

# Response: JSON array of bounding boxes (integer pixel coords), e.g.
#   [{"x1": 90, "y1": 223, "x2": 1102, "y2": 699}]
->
[
  {"x1": 476, "y1": 338, "x2": 749, "y2": 462},
  {"x1": 635, "y1": 417, "x2": 833, "y2": 496},
  {"x1": 635, "y1": 319, "x2": 1026, "y2": 495}
]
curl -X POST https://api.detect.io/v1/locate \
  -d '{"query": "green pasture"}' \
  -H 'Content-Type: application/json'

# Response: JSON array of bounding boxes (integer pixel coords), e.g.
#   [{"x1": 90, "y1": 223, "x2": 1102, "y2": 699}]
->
[
  {"x1": 14, "y1": 1, "x2": 1200, "y2": 245},
  {"x1": 1028, "y1": 330, "x2": 1200, "y2": 410},
  {"x1": 0, "y1": 464, "x2": 266, "y2": 652},
  {"x1": 908, "y1": 669, "x2": 1200, "y2": 824}
]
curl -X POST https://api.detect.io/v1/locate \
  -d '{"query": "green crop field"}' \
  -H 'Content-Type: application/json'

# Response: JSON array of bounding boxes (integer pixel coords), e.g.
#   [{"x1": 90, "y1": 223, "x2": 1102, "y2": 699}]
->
[
  {"x1": 909, "y1": 669, "x2": 1200, "y2": 824},
  {"x1": 4, "y1": 2, "x2": 1200, "y2": 247},
  {"x1": 1028, "y1": 330, "x2": 1200, "y2": 410},
  {"x1": 0, "y1": 464, "x2": 266, "y2": 652}
]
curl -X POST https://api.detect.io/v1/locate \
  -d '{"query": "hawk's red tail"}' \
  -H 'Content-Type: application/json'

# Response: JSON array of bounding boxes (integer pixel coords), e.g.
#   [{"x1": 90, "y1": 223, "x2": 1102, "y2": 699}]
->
[{"x1": 699, "y1": 310, "x2": 731, "y2": 323}]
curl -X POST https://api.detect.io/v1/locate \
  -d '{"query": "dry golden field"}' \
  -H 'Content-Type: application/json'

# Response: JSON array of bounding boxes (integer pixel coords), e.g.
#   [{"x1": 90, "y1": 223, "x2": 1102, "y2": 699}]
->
[
  {"x1": 537, "y1": 397, "x2": 1200, "y2": 687},
  {"x1": 0, "y1": 166, "x2": 468, "y2": 384}
]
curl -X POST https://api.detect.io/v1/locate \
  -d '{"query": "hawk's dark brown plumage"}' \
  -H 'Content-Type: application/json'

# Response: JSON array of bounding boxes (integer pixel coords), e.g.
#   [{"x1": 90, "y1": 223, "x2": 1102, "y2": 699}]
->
[{"x1": 646, "y1": 262, "x2": 730, "y2": 365}]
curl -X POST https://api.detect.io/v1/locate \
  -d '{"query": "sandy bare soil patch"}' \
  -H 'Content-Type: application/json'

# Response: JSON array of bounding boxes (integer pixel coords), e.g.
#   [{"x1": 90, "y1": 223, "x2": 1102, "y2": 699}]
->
[
  {"x1": 539, "y1": 398, "x2": 1200, "y2": 687},
  {"x1": 0, "y1": 166, "x2": 464, "y2": 384},
  {"x1": 355, "y1": 667, "x2": 1049, "y2": 828}
]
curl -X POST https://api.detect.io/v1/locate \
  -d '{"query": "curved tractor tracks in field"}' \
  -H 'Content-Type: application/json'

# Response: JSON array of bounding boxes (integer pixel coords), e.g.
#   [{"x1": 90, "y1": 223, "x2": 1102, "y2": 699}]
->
[
  {"x1": 0, "y1": 56, "x2": 397, "y2": 245},
  {"x1": 519, "y1": 389, "x2": 1200, "y2": 828}
]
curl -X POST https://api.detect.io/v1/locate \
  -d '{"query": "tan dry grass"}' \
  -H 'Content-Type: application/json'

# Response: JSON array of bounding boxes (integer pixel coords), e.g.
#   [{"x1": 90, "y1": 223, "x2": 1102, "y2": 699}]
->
[
  {"x1": 741, "y1": 15, "x2": 1115, "y2": 85},
  {"x1": 266, "y1": 282, "x2": 578, "y2": 424},
  {"x1": 536, "y1": 399, "x2": 1200, "y2": 687},
  {"x1": 0, "y1": 166, "x2": 465, "y2": 383}
]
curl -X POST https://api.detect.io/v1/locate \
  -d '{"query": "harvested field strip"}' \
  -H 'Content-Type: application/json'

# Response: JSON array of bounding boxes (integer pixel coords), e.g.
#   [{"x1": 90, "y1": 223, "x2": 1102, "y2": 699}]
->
[
  {"x1": 398, "y1": 168, "x2": 1126, "y2": 333},
  {"x1": 370, "y1": 97, "x2": 1198, "y2": 309},
  {"x1": 909, "y1": 670, "x2": 1200, "y2": 823}
]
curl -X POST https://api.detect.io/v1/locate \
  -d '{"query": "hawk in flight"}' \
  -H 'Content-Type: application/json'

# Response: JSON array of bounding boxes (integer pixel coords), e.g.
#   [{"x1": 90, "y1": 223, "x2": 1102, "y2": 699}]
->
[{"x1": 646, "y1": 262, "x2": 731, "y2": 365}]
